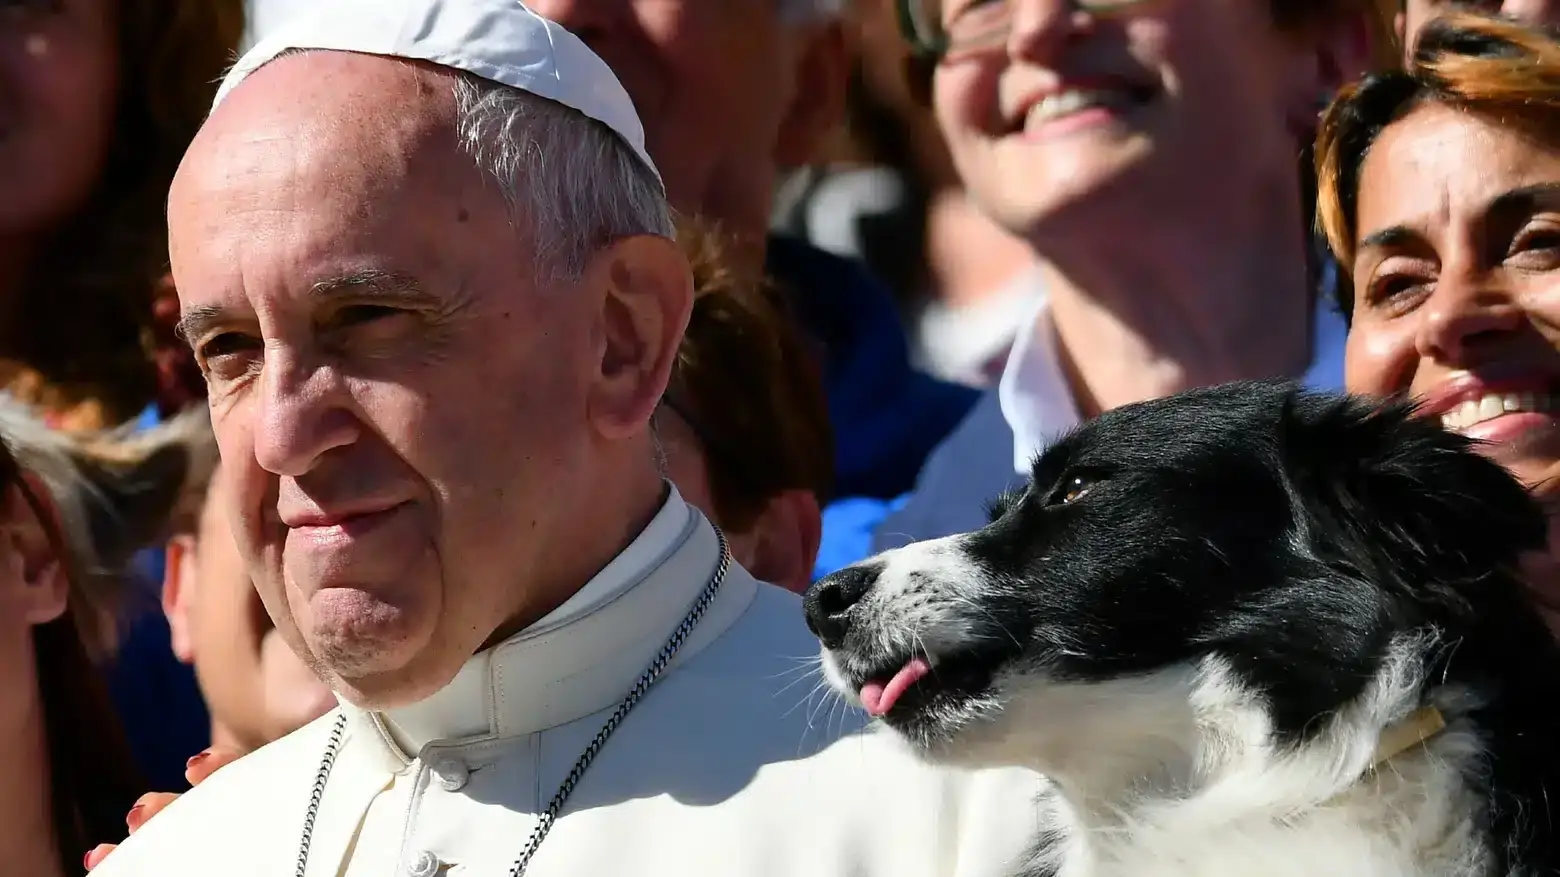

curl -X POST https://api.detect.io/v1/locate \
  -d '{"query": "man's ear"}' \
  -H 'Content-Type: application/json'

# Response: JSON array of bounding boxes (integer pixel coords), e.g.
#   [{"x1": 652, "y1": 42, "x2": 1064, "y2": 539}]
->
[
  {"x1": 585, "y1": 234, "x2": 695, "y2": 440},
  {"x1": 736, "y1": 489, "x2": 823, "y2": 595},
  {"x1": 1276, "y1": 388, "x2": 1548, "y2": 585},
  {"x1": 775, "y1": 19, "x2": 850, "y2": 168},
  {"x1": 5, "y1": 476, "x2": 68, "y2": 627},
  {"x1": 163, "y1": 534, "x2": 198, "y2": 663}
]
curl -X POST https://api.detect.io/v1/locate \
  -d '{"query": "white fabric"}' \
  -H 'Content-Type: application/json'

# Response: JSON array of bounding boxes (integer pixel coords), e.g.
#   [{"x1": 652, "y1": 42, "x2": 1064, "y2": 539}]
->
[
  {"x1": 94, "y1": 487, "x2": 1046, "y2": 877},
  {"x1": 917, "y1": 263, "x2": 1046, "y2": 389},
  {"x1": 215, "y1": 0, "x2": 662, "y2": 189},
  {"x1": 878, "y1": 271, "x2": 1351, "y2": 548}
]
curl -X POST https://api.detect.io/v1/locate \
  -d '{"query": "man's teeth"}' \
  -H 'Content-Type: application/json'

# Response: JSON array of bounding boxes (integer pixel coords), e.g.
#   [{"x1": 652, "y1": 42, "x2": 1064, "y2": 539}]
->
[
  {"x1": 1025, "y1": 89, "x2": 1126, "y2": 128},
  {"x1": 1441, "y1": 392, "x2": 1557, "y2": 431}
]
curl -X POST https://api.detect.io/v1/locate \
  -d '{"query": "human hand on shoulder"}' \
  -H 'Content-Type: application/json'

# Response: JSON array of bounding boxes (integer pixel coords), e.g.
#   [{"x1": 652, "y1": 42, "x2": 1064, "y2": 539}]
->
[{"x1": 82, "y1": 746, "x2": 243, "y2": 870}]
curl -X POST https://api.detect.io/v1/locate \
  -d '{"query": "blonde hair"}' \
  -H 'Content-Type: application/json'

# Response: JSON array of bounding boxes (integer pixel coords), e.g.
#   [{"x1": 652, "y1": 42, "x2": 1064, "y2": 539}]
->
[
  {"x1": 0, "y1": 401, "x2": 216, "y2": 656},
  {"x1": 1316, "y1": 12, "x2": 1560, "y2": 315}
]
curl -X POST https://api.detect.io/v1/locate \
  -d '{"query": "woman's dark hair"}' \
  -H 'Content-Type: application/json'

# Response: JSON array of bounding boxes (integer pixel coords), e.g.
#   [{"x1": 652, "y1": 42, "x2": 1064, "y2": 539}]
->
[
  {"x1": 7, "y1": 0, "x2": 244, "y2": 429},
  {"x1": 1317, "y1": 12, "x2": 1560, "y2": 319},
  {"x1": 1, "y1": 444, "x2": 147, "y2": 874}
]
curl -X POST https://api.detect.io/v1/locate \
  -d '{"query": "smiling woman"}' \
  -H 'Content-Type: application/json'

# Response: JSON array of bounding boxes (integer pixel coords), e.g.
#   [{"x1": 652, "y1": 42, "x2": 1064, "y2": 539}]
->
[{"x1": 1317, "y1": 11, "x2": 1560, "y2": 623}]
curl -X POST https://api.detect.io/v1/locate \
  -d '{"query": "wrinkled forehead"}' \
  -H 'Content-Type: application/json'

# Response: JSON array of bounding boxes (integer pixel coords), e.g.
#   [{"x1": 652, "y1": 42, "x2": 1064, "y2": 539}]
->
[{"x1": 167, "y1": 52, "x2": 510, "y2": 326}]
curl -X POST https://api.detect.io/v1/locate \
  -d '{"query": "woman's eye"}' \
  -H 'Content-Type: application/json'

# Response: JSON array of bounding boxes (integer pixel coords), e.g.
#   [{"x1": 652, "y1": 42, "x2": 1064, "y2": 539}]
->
[{"x1": 1508, "y1": 226, "x2": 1560, "y2": 270}]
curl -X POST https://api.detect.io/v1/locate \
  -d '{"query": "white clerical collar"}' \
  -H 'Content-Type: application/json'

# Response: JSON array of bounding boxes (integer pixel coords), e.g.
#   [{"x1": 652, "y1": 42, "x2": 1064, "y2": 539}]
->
[
  {"x1": 998, "y1": 266, "x2": 1349, "y2": 474},
  {"x1": 342, "y1": 484, "x2": 727, "y2": 762}
]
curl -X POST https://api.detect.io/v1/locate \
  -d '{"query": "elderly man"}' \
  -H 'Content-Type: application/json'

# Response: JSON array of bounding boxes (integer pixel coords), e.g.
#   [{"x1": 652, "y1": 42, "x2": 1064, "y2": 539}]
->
[{"x1": 89, "y1": 2, "x2": 1039, "y2": 876}]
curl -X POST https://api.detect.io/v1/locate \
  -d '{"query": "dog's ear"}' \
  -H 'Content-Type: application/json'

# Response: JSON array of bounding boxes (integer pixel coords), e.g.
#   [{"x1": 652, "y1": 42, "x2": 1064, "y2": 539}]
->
[{"x1": 1274, "y1": 388, "x2": 1547, "y2": 586}]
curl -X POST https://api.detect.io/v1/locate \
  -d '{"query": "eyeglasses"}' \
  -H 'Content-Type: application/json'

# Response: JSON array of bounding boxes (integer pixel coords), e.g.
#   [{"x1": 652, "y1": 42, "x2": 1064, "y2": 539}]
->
[{"x1": 896, "y1": 0, "x2": 1152, "y2": 59}]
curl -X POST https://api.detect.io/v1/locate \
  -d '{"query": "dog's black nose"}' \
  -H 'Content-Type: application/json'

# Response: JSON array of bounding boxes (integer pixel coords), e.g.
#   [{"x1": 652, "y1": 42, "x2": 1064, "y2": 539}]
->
[{"x1": 803, "y1": 563, "x2": 879, "y2": 649}]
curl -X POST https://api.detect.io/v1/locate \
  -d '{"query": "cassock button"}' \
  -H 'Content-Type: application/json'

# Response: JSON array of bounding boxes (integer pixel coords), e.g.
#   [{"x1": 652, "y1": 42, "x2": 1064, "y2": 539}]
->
[
  {"x1": 407, "y1": 849, "x2": 442, "y2": 877},
  {"x1": 431, "y1": 757, "x2": 470, "y2": 792}
]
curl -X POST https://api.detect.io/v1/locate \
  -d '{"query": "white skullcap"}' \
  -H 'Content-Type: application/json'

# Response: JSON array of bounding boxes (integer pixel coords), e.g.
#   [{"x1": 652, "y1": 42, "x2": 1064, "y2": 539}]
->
[{"x1": 215, "y1": 0, "x2": 662, "y2": 189}]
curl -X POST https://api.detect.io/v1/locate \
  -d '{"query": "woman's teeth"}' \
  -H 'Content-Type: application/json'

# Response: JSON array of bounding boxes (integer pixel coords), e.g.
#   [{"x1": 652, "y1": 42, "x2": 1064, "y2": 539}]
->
[
  {"x1": 1024, "y1": 89, "x2": 1129, "y2": 129},
  {"x1": 1440, "y1": 392, "x2": 1557, "y2": 431}
]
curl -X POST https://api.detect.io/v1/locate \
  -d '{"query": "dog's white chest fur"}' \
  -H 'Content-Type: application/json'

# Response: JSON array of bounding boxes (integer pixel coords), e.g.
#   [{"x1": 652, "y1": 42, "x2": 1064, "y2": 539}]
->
[{"x1": 1021, "y1": 726, "x2": 1488, "y2": 877}]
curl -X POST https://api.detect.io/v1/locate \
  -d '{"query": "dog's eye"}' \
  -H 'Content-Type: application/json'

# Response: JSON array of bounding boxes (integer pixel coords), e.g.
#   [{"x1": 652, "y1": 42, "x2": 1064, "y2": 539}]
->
[{"x1": 1052, "y1": 473, "x2": 1097, "y2": 506}]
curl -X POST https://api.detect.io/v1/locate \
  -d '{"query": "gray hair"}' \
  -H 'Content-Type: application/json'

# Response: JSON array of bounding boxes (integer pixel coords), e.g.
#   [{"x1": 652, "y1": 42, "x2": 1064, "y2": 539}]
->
[{"x1": 451, "y1": 74, "x2": 675, "y2": 283}]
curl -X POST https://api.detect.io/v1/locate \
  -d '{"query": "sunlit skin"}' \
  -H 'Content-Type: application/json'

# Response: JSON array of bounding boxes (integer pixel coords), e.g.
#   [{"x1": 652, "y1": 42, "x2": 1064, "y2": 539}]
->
[
  {"x1": 166, "y1": 51, "x2": 690, "y2": 711},
  {"x1": 1344, "y1": 102, "x2": 1560, "y2": 615}
]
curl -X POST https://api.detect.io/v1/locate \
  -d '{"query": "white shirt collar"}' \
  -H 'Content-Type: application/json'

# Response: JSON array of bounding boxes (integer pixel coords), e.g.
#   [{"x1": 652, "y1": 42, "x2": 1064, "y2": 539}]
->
[
  {"x1": 340, "y1": 485, "x2": 725, "y2": 760},
  {"x1": 998, "y1": 265, "x2": 1350, "y2": 474}
]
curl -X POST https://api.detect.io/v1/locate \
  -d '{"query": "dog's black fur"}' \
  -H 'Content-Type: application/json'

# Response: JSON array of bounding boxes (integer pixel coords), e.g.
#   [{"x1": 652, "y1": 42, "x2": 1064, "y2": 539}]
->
[{"x1": 806, "y1": 380, "x2": 1560, "y2": 875}]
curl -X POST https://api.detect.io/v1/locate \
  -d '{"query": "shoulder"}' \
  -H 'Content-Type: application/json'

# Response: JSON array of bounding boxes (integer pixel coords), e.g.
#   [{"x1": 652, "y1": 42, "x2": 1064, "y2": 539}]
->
[
  {"x1": 87, "y1": 712, "x2": 350, "y2": 876},
  {"x1": 873, "y1": 391, "x2": 1022, "y2": 549}
]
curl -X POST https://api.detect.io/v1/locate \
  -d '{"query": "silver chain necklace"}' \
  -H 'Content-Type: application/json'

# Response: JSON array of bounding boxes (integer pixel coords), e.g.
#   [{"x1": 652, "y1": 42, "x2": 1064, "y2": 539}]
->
[{"x1": 294, "y1": 529, "x2": 732, "y2": 877}]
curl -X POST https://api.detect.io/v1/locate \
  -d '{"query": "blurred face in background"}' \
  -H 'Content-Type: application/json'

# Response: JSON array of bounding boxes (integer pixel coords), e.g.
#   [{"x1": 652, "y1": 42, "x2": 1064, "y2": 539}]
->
[
  {"x1": 164, "y1": 465, "x2": 337, "y2": 753},
  {"x1": 1399, "y1": 0, "x2": 1560, "y2": 57},
  {"x1": 929, "y1": 0, "x2": 1367, "y2": 241},
  {"x1": 521, "y1": 0, "x2": 845, "y2": 243},
  {"x1": 0, "y1": 0, "x2": 117, "y2": 240}
]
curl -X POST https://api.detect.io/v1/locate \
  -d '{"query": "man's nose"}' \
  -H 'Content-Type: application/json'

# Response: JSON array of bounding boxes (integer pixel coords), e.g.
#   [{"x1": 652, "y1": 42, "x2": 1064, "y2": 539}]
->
[
  {"x1": 803, "y1": 563, "x2": 880, "y2": 649},
  {"x1": 1503, "y1": 0, "x2": 1560, "y2": 27},
  {"x1": 254, "y1": 354, "x2": 362, "y2": 478}
]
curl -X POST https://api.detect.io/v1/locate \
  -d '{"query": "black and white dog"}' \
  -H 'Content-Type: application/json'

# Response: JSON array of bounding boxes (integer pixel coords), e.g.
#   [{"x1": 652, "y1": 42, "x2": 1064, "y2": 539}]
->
[{"x1": 804, "y1": 381, "x2": 1560, "y2": 876}]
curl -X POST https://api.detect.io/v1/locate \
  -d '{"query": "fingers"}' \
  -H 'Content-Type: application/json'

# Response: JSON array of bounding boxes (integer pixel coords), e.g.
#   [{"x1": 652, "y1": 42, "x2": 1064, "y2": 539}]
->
[
  {"x1": 84, "y1": 748, "x2": 248, "y2": 871},
  {"x1": 184, "y1": 746, "x2": 242, "y2": 786},
  {"x1": 126, "y1": 792, "x2": 181, "y2": 833},
  {"x1": 84, "y1": 844, "x2": 115, "y2": 871}
]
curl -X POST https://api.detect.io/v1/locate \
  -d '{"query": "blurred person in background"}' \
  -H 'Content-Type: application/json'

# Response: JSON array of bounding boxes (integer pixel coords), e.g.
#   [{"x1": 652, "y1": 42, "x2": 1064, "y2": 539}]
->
[
  {"x1": 1318, "y1": 12, "x2": 1560, "y2": 629},
  {"x1": 822, "y1": 0, "x2": 1384, "y2": 568},
  {"x1": 775, "y1": 0, "x2": 1043, "y2": 389},
  {"x1": 0, "y1": 0, "x2": 248, "y2": 793},
  {"x1": 0, "y1": 0, "x2": 241, "y2": 427},
  {"x1": 0, "y1": 401, "x2": 200, "y2": 876},
  {"x1": 1397, "y1": 0, "x2": 1560, "y2": 53}
]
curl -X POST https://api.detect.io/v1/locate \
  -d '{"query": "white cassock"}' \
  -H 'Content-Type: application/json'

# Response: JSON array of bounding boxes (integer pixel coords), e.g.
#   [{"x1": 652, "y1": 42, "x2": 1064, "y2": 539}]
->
[{"x1": 94, "y1": 487, "x2": 1045, "y2": 877}]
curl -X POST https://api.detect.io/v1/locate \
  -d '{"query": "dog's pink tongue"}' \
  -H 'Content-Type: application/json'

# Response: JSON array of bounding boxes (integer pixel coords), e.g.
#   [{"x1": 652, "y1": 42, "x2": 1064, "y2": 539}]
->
[{"x1": 860, "y1": 657, "x2": 932, "y2": 717}]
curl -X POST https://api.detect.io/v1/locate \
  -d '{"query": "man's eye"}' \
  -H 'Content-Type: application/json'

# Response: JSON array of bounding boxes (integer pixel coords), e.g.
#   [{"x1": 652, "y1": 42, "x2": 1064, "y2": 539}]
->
[
  {"x1": 198, "y1": 332, "x2": 260, "y2": 362},
  {"x1": 334, "y1": 304, "x2": 403, "y2": 327}
]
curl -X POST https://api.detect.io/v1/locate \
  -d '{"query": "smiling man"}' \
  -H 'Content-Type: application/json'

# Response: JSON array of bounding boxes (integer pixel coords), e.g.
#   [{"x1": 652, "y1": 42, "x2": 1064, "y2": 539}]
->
[{"x1": 86, "y1": 2, "x2": 1042, "y2": 876}]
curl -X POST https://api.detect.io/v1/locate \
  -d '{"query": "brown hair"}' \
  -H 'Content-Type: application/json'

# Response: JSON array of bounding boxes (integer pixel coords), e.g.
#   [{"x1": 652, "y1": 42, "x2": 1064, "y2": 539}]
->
[
  {"x1": 1, "y1": 456, "x2": 141, "y2": 874},
  {"x1": 6, "y1": 0, "x2": 245, "y2": 430},
  {"x1": 0, "y1": 398, "x2": 213, "y2": 872},
  {"x1": 1315, "y1": 12, "x2": 1560, "y2": 318},
  {"x1": 662, "y1": 219, "x2": 835, "y2": 532}
]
